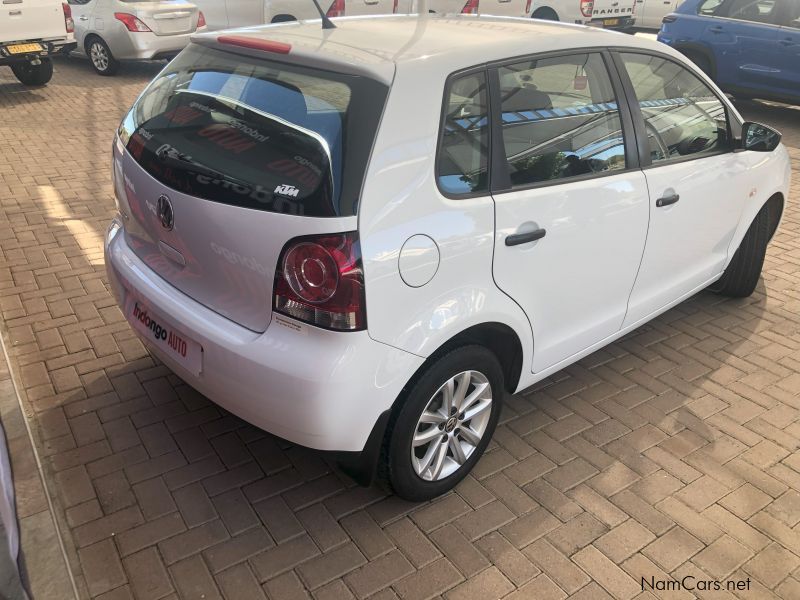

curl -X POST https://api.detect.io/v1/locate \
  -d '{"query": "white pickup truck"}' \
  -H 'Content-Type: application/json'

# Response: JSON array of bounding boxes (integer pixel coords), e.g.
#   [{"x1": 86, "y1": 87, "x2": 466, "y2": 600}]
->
[{"x1": 0, "y1": 0, "x2": 76, "y2": 85}]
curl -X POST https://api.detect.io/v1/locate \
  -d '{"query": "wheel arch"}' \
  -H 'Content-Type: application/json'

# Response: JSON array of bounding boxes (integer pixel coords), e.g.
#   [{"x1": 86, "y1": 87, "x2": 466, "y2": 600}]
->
[
  {"x1": 271, "y1": 13, "x2": 297, "y2": 23},
  {"x1": 531, "y1": 6, "x2": 560, "y2": 20}
]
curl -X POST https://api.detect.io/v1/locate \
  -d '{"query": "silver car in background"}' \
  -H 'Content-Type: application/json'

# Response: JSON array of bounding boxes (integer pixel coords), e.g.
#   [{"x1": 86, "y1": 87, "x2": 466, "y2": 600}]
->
[{"x1": 68, "y1": 0, "x2": 206, "y2": 75}]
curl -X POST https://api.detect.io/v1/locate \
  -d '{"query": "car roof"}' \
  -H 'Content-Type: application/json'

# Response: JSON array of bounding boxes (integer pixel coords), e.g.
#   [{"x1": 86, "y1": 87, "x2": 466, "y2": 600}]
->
[{"x1": 195, "y1": 15, "x2": 675, "y2": 84}]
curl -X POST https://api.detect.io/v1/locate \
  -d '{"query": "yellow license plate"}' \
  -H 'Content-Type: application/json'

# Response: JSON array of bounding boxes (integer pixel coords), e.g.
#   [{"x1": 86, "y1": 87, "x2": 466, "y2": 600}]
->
[
  {"x1": 603, "y1": 18, "x2": 620, "y2": 26},
  {"x1": 6, "y1": 43, "x2": 43, "y2": 54}
]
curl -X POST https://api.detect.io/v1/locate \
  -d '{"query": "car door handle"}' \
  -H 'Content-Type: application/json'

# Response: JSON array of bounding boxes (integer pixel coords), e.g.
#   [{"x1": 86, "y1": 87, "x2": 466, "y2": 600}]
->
[
  {"x1": 779, "y1": 39, "x2": 795, "y2": 46},
  {"x1": 709, "y1": 25, "x2": 724, "y2": 33},
  {"x1": 79, "y1": 15, "x2": 88, "y2": 20},
  {"x1": 656, "y1": 193, "x2": 680, "y2": 207},
  {"x1": 506, "y1": 228, "x2": 547, "y2": 246}
]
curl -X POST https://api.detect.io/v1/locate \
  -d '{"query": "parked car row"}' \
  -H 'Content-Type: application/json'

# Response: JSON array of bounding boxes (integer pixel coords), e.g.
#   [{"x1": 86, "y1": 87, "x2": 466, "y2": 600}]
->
[{"x1": 658, "y1": 0, "x2": 800, "y2": 105}]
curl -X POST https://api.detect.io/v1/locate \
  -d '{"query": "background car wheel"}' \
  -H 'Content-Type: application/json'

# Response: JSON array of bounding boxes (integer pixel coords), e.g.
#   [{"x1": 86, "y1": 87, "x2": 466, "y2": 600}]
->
[
  {"x1": 531, "y1": 7, "x2": 559, "y2": 20},
  {"x1": 271, "y1": 14, "x2": 297, "y2": 23},
  {"x1": 10, "y1": 58, "x2": 53, "y2": 86},
  {"x1": 86, "y1": 37, "x2": 119, "y2": 76},
  {"x1": 385, "y1": 345, "x2": 504, "y2": 502},
  {"x1": 710, "y1": 199, "x2": 775, "y2": 297}
]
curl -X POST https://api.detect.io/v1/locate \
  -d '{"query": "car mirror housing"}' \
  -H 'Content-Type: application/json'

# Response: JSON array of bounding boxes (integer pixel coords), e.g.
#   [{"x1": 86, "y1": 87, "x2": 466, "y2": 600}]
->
[{"x1": 741, "y1": 121, "x2": 782, "y2": 152}]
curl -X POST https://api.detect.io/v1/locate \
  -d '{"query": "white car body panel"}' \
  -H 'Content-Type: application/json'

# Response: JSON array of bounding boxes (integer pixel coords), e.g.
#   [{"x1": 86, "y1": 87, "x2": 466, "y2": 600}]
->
[
  {"x1": 104, "y1": 16, "x2": 791, "y2": 457},
  {"x1": 0, "y1": 0, "x2": 68, "y2": 42},
  {"x1": 532, "y1": 0, "x2": 636, "y2": 28},
  {"x1": 635, "y1": 0, "x2": 681, "y2": 29}
]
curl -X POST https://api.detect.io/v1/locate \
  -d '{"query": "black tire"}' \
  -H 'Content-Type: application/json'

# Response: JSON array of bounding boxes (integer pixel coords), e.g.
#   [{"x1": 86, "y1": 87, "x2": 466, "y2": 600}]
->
[
  {"x1": 710, "y1": 200, "x2": 774, "y2": 297},
  {"x1": 86, "y1": 37, "x2": 119, "y2": 76},
  {"x1": 271, "y1": 14, "x2": 297, "y2": 23},
  {"x1": 10, "y1": 58, "x2": 53, "y2": 86},
  {"x1": 532, "y1": 7, "x2": 559, "y2": 20},
  {"x1": 385, "y1": 345, "x2": 504, "y2": 502}
]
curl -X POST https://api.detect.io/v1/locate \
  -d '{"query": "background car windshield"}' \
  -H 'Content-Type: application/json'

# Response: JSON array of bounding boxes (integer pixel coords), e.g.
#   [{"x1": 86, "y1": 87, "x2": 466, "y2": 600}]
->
[{"x1": 118, "y1": 44, "x2": 388, "y2": 217}]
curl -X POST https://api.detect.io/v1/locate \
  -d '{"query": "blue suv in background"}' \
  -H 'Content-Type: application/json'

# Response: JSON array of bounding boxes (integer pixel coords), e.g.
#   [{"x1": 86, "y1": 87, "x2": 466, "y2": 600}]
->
[{"x1": 658, "y1": 0, "x2": 800, "y2": 104}]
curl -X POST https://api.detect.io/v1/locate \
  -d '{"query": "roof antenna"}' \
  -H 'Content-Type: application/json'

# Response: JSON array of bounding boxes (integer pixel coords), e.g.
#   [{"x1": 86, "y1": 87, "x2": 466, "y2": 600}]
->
[{"x1": 310, "y1": 0, "x2": 336, "y2": 29}]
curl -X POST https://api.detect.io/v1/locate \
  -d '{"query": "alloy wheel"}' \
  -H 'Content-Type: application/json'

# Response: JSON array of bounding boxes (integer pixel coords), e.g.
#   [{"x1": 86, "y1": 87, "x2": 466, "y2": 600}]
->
[
  {"x1": 90, "y1": 42, "x2": 109, "y2": 72},
  {"x1": 411, "y1": 370, "x2": 492, "y2": 481}
]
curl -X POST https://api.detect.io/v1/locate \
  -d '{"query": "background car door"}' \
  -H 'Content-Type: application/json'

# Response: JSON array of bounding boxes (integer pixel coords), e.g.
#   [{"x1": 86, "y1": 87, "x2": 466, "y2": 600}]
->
[
  {"x1": 68, "y1": 0, "x2": 95, "y2": 49},
  {"x1": 637, "y1": 0, "x2": 679, "y2": 29},
  {"x1": 490, "y1": 52, "x2": 650, "y2": 373},
  {"x1": 774, "y1": 0, "x2": 800, "y2": 94},
  {"x1": 618, "y1": 52, "x2": 751, "y2": 326},
  {"x1": 705, "y1": 0, "x2": 783, "y2": 91}
]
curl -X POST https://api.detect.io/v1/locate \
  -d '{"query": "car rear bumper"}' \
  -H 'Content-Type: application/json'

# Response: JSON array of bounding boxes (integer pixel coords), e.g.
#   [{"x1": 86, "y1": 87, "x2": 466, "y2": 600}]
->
[
  {"x1": 111, "y1": 30, "x2": 197, "y2": 61},
  {"x1": 588, "y1": 16, "x2": 636, "y2": 30},
  {"x1": 0, "y1": 38, "x2": 76, "y2": 65},
  {"x1": 104, "y1": 219, "x2": 423, "y2": 453}
]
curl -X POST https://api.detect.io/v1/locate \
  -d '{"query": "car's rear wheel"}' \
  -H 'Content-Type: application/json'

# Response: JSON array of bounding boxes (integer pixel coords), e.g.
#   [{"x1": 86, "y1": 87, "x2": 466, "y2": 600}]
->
[
  {"x1": 271, "y1": 14, "x2": 296, "y2": 23},
  {"x1": 10, "y1": 58, "x2": 53, "y2": 86},
  {"x1": 385, "y1": 345, "x2": 503, "y2": 501},
  {"x1": 532, "y1": 7, "x2": 559, "y2": 20},
  {"x1": 710, "y1": 200, "x2": 775, "y2": 297},
  {"x1": 87, "y1": 37, "x2": 119, "y2": 76}
]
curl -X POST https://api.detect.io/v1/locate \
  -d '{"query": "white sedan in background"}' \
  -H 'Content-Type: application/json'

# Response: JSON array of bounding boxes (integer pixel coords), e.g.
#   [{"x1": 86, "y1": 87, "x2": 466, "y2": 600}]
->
[{"x1": 67, "y1": 0, "x2": 206, "y2": 75}]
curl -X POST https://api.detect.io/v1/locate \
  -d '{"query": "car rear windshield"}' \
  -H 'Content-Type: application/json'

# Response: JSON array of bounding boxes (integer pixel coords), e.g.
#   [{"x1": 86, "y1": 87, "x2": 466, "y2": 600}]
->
[{"x1": 118, "y1": 43, "x2": 389, "y2": 217}]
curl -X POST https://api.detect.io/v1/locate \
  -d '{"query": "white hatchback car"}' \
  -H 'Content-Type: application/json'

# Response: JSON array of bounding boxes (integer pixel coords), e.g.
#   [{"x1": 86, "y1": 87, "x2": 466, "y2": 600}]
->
[
  {"x1": 105, "y1": 15, "x2": 791, "y2": 500},
  {"x1": 68, "y1": 0, "x2": 206, "y2": 75}
]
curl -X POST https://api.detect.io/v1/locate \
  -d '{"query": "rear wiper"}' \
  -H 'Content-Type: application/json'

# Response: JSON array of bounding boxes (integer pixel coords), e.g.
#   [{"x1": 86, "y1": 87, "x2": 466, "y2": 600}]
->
[{"x1": 156, "y1": 148, "x2": 254, "y2": 192}]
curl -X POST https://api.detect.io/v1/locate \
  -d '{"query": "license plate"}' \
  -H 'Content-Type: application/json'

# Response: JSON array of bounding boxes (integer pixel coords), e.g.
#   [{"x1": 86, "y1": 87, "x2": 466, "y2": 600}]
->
[
  {"x1": 603, "y1": 18, "x2": 620, "y2": 26},
  {"x1": 126, "y1": 296, "x2": 203, "y2": 375},
  {"x1": 6, "y1": 43, "x2": 43, "y2": 54}
]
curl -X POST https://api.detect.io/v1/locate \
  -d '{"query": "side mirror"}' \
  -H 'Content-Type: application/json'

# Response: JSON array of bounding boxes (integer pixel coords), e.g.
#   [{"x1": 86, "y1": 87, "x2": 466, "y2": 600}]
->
[{"x1": 741, "y1": 121, "x2": 781, "y2": 152}]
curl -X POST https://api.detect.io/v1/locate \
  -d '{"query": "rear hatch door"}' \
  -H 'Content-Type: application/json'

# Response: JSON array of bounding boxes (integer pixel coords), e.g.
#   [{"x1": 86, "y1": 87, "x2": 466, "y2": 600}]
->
[
  {"x1": 115, "y1": 42, "x2": 388, "y2": 332},
  {"x1": 1, "y1": 0, "x2": 66, "y2": 41}
]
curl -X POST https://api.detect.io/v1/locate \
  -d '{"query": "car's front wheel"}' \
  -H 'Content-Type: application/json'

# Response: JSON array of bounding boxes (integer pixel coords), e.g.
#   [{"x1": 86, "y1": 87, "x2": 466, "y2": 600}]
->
[
  {"x1": 385, "y1": 345, "x2": 503, "y2": 501},
  {"x1": 87, "y1": 37, "x2": 119, "y2": 76},
  {"x1": 10, "y1": 58, "x2": 53, "y2": 86},
  {"x1": 710, "y1": 199, "x2": 777, "y2": 297}
]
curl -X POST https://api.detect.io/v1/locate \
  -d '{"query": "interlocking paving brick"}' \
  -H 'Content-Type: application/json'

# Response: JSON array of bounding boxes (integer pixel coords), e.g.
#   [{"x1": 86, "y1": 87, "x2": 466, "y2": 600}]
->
[{"x1": 2, "y1": 66, "x2": 800, "y2": 599}]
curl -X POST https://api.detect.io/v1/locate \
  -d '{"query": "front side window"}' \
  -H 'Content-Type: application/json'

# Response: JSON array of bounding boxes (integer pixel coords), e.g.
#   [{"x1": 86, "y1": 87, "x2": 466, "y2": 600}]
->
[
  {"x1": 437, "y1": 72, "x2": 490, "y2": 196},
  {"x1": 725, "y1": 0, "x2": 779, "y2": 22},
  {"x1": 497, "y1": 53, "x2": 627, "y2": 187},
  {"x1": 620, "y1": 53, "x2": 731, "y2": 164}
]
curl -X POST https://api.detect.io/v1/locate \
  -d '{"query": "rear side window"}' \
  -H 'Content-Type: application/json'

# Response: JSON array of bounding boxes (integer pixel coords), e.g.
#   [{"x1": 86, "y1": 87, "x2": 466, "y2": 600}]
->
[
  {"x1": 118, "y1": 44, "x2": 388, "y2": 217},
  {"x1": 497, "y1": 53, "x2": 627, "y2": 187},
  {"x1": 620, "y1": 53, "x2": 731, "y2": 164},
  {"x1": 725, "y1": 0, "x2": 779, "y2": 23},
  {"x1": 436, "y1": 71, "x2": 490, "y2": 196},
  {"x1": 698, "y1": 0, "x2": 725, "y2": 15}
]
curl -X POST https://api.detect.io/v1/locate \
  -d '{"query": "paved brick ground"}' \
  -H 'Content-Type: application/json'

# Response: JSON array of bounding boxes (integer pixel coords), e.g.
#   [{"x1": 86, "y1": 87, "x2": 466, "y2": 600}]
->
[{"x1": 0, "y1": 56, "x2": 799, "y2": 600}]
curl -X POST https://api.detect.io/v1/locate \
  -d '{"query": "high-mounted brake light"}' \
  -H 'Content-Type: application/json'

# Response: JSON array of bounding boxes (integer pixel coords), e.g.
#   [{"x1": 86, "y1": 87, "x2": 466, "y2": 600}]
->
[
  {"x1": 62, "y1": 3, "x2": 74, "y2": 34},
  {"x1": 274, "y1": 232, "x2": 366, "y2": 331},
  {"x1": 197, "y1": 10, "x2": 206, "y2": 28},
  {"x1": 327, "y1": 0, "x2": 345, "y2": 17},
  {"x1": 580, "y1": 0, "x2": 594, "y2": 17},
  {"x1": 461, "y1": 0, "x2": 479, "y2": 14},
  {"x1": 217, "y1": 35, "x2": 291, "y2": 54},
  {"x1": 114, "y1": 13, "x2": 152, "y2": 32}
]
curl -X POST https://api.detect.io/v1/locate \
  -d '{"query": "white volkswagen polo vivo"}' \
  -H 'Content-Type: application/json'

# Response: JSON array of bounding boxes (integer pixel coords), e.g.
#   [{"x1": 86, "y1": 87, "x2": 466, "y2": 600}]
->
[{"x1": 105, "y1": 14, "x2": 791, "y2": 500}]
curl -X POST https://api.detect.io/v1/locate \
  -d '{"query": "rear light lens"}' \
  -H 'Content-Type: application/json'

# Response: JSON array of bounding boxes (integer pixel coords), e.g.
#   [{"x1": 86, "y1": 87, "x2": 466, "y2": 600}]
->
[
  {"x1": 462, "y1": 0, "x2": 479, "y2": 14},
  {"x1": 662, "y1": 14, "x2": 677, "y2": 22},
  {"x1": 327, "y1": 0, "x2": 345, "y2": 17},
  {"x1": 274, "y1": 232, "x2": 366, "y2": 331},
  {"x1": 62, "y1": 3, "x2": 74, "y2": 33},
  {"x1": 393, "y1": 0, "x2": 399, "y2": 13},
  {"x1": 526, "y1": 0, "x2": 532, "y2": 13},
  {"x1": 197, "y1": 10, "x2": 206, "y2": 28},
  {"x1": 114, "y1": 12, "x2": 152, "y2": 32},
  {"x1": 580, "y1": 0, "x2": 594, "y2": 17}
]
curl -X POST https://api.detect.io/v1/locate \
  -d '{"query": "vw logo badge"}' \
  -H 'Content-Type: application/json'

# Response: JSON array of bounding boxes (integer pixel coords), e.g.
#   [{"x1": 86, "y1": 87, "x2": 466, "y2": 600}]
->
[{"x1": 157, "y1": 195, "x2": 174, "y2": 231}]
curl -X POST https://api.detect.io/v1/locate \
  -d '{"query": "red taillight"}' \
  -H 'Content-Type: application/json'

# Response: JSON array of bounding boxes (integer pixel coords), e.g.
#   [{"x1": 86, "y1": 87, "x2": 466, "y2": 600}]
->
[
  {"x1": 114, "y1": 12, "x2": 152, "y2": 32},
  {"x1": 274, "y1": 233, "x2": 366, "y2": 331},
  {"x1": 580, "y1": 0, "x2": 594, "y2": 17},
  {"x1": 461, "y1": 0, "x2": 479, "y2": 14},
  {"x1": 217, "y1": 35, "x2": 291, "y2": 54},
  {"x1": 327, "y1": 0, "x2": 345, "y2": 17},
  {"x1": 62, "y1": 2, "x2": 74, "y2": 33},
  {"x1": 662, "y1": 14, "x2": 677, "y2": 23},
  {"x1": 526, "y1": 0, "x2": 532, "y2": 13},
  {"x1": 393, "y1": 0, "x2": 399, "y2": 13},
  {"x1": 197, "y1": 10, "x2": 206, "y2": 28}
]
